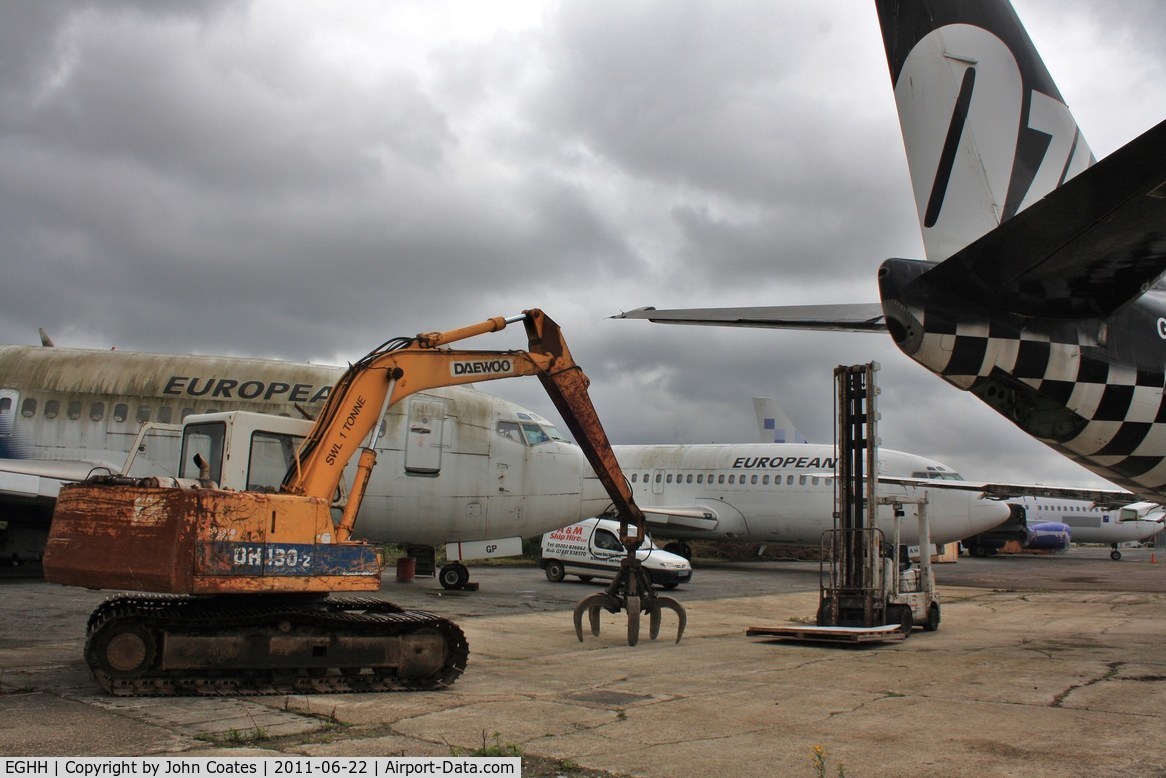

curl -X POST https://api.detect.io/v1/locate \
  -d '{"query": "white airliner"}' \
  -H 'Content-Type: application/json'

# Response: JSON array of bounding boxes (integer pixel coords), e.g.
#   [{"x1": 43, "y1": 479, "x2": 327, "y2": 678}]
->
[
  {"x1": 984, "y1": 496, "x2": 1163, "y2": 561},
  {"x1": 607, "y1": 442, "x2": 1011, "y2": 560},
  {"x1": 752, "y1": 396, "x2": 1164, "y2": 559},
  {"x1": 0, "y1": 342, "x2": 611, "y2": 588}
]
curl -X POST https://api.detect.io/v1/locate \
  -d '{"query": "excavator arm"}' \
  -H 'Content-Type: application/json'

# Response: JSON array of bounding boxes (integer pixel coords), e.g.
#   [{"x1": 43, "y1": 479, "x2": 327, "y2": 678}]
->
[
  {"x1": 284, "y1": 308, "x2": 682, "y2": 645},
  {"x1": 283, "y1": 310, "x2": 643, "y2": 543}
]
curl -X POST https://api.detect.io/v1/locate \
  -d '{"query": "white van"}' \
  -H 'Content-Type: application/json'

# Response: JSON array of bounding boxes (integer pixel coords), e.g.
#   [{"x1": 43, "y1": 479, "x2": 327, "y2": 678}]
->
[{"x1": 539, "y1": 517, "x2": 693, "y2": 589}]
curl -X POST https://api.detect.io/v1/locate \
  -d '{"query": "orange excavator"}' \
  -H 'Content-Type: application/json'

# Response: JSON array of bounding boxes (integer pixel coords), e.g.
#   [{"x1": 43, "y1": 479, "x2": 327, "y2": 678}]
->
[{"x1": 44, "y1": 309, "x2": 684, "y2": 696}]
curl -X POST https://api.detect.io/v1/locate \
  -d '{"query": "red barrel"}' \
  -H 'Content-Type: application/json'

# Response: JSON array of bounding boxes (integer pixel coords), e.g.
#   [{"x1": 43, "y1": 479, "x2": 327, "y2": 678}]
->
[{"x1": 395, "y1": 557, "x2": 416, "y2": 583}]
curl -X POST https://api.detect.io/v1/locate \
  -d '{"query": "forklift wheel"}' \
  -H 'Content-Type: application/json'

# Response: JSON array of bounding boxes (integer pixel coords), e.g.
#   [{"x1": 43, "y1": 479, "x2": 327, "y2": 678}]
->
[
  {"x1": 922, "y1": 603, "x2": 941, "y2": 632},
  {"x1": 889, "y1": 605, "x2": 913, "y2": 637}
]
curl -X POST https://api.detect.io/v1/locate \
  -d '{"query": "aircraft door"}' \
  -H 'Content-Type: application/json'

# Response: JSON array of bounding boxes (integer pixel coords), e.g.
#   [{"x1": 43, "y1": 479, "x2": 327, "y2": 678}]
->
[
  {"x1": 0, "y1": 389, "x2": 16, "y2": 437},
  {"x1": 652, "y1": 468, "x2": 665, "y2": 495},
  {"x1": 404, "y1": 395, "x2": 448, "y2": 475}
]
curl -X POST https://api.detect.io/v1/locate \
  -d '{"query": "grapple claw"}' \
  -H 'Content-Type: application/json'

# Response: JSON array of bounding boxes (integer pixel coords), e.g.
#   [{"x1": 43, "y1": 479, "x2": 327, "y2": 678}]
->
[
  {"x1": 570, "y1": 551, "x2": 687, "y2": 646},
  {"x1": 653, "y1": 596, "x2": 687, "y2": 643},
  {"x1": 573, "y1": 593, "x2": 607, "y2": 642},
  {"x1": 627, "y1": 595, "x2": 641, "y2": 647}
]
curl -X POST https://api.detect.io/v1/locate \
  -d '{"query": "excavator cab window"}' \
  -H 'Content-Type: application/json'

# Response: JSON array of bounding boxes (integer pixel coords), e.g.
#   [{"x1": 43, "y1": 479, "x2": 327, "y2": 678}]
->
[
  {"x1": 179, "y1": 421, "x2": 225, "y2": 485},
  {"x1": 247, "y1": 431, "x2": 305, "y2": 491}
]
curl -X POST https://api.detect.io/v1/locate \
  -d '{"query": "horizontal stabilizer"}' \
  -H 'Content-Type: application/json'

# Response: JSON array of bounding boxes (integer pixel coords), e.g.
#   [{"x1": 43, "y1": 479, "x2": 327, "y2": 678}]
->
[
  {"x1": 613, "y1": 303, "x2": 887, "y2": 332},
  {"x1": 921, "y1": 118, "x2": 1166, "y2": 317}
]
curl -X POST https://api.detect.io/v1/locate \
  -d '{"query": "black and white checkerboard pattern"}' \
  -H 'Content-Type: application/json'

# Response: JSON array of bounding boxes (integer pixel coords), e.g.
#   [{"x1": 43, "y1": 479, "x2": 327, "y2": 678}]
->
[{"x1": 906, "y1": 301, "x2": 1166, "y2": 498}]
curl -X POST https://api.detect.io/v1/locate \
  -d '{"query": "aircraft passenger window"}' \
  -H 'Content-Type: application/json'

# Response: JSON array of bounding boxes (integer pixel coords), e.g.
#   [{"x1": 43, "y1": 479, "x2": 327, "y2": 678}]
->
[
  {"x1": 751, "y1": 474, "x2": 758, "y2": 485},
  {"x1": 630, "y1": 473, "x2": 637, "y2": 483},
  {"x1": 44, "y1": 400, "x2": 59, "y2": 419},
  {"x1": 762, "y1": 475, "x2": 769, "y2": 485},
  {"x1": 666, "y1": 474, "x2": 673, "y2": 484},
  {"x1": 21, "y1": 398, "x2": 36, "y2": 417},
  {"x1": 799, "y1": 475, "x2": 807, "y2": 485},
  {"x1": 137, "y1": 406, "x2": 151, "y2": 423},
  {"x1": 686, "y1": 474, "x2": 693, "y2": 484},
  {"x1": 158, "y1": 407, "x2": 173, "y2": 424},
  {"x1": 728, "y1": 475, "x2": 735, "y2": 485},
  {"x1": 496, "y1": 421, "x2": 522, "y2": 443},
  {"x1": 181, "y1": 408, "x2": 195, "y2": 421},
  {"x1": 90, "y1": 402, "x2": 104, "y2": 421},
  {"x1": 655, "y1": 473, "x2": 662, "y2": 483},
  {"x1": 786, "y1": 475, "x2": 794, "y2": 485},
  {"x1": 696, "y1": 474, "x2": 703, "y2": 484},
  {"x1": 113, "y1": 403, "x2": 128, "y2": 423},
  {"x1": 67, "y1": 401, "x2": 81, "y2": 420}
]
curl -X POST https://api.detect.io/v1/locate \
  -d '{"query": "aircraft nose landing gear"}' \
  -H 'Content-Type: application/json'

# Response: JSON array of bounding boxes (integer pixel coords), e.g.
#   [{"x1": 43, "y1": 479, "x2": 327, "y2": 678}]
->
[{"x1": 572, "y1": 554, "x2": 686, "y2": 646}]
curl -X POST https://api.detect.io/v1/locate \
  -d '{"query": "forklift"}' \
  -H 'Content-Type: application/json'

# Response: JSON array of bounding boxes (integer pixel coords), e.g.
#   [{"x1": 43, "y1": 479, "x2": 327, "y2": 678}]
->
[{"x1": 747, "y1": 362, "x2": 940, "y2": 643}]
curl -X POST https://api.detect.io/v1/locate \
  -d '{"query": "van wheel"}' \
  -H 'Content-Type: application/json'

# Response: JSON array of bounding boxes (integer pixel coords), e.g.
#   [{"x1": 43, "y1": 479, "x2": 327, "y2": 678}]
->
[
  {"x1": 439, "y1": 563, "x2": 470, "y2": 590},
  {"x1": 544, "y1": 561, "x2": 566, "y2": 583}
]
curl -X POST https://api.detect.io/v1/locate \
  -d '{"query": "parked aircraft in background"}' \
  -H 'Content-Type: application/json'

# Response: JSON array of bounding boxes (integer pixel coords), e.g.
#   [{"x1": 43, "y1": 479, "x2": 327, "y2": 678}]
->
[
  {"x1": 606, "y1": 442, "x2": 1010, "y2": 561},
  {"x1": 752, "y1": 397, "x2": 1164, "y2": 559},
  {"x1": 0, "y1": 341, "x2": 612, "y2": 588},
  {"x1": 616, "y1": 0, "x2": 1166, "y2": 504},
  {"x1": 964, "y1": 496, "x2": 1163, "y2": 560}
]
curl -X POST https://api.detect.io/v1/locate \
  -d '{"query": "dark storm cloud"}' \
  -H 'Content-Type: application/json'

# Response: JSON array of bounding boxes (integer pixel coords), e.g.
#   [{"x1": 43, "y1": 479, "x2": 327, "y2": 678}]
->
[{"x1": 1, "y1": 1, "x2": 1163, "y2": 489}]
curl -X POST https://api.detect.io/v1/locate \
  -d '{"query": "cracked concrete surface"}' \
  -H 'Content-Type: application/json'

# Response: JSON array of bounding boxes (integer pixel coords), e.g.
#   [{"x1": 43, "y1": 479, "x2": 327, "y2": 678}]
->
[{"x1": 3, "y1": 563, "x2": 1166, "y2": 776}]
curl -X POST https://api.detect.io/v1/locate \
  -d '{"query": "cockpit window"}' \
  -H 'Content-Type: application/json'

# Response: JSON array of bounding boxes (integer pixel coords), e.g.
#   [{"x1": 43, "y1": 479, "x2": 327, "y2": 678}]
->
[{"x1": 497, "y1": 420, "x2": 570, "y2": 446}]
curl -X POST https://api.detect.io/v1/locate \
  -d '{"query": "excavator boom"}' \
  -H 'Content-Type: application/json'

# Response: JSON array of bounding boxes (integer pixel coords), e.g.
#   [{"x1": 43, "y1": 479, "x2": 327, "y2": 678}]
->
[{"x1": 284, "y1": 309, "x2": 644, "y2": 544}]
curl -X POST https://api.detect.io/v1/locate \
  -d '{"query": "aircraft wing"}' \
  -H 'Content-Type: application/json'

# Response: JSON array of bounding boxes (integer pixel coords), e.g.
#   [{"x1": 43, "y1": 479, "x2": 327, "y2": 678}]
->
[
  {"x1": 877, "y1": 475, "x2": 1140, "y2": 511},
  {"x1": 639, "y1": 505, "x2": 720, "y2": 531},
  {"x1": 922, "y1": 118, "x2": 1166, "y2": 318},
  {"x1": 0, "y1": 458, "x2": 120, "y2": 501},
  {"x1": 613, "y1": 303, "x2": 887, "y2": 332}
]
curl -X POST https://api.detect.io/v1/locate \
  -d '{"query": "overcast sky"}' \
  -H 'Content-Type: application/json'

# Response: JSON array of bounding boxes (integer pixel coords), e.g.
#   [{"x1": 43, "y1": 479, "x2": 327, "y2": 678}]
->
[{"x1": 2, "y1": 1, "x2": 1164, "y2": 489}]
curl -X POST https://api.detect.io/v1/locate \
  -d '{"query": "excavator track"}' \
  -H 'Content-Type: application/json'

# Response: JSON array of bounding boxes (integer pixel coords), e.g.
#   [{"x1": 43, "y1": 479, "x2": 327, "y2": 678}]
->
[{"x1": 84, "y1": 594, "x2": 468, "y2": 696}]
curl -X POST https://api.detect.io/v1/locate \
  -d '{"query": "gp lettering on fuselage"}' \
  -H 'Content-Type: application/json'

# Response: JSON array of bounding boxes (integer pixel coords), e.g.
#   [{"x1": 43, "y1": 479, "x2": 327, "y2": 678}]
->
[
  {"x1": 163, "y1": 376, "x2": 331, "y2": 404},
  {"x1": 731, "y1": 456, "x2": 838, "y2": 470},
  {"x1": 450, "y1": 359, "x2": 514, "y2": 377}
]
